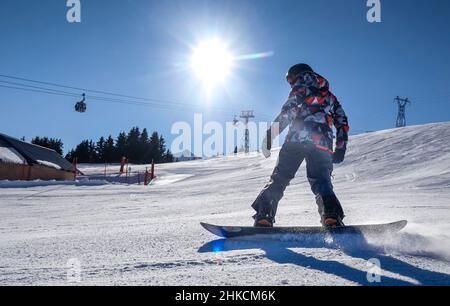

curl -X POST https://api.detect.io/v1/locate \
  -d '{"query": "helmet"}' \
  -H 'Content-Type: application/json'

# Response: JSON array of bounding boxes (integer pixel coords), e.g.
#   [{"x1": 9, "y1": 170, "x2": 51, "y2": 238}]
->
[{"x1": 286, "y1": 63, "x2": 313, "y2": 85}]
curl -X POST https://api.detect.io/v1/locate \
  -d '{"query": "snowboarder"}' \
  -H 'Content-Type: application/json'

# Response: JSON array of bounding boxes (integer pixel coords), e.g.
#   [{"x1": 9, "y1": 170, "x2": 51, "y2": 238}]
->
[{"x1": 253, "y1": 64, "x2": 349, "y2": 228}]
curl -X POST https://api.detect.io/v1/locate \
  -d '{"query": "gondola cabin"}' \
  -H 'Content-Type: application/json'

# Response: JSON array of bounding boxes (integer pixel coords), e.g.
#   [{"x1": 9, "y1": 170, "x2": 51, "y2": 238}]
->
[{"x1": 75, "y1": 93, "x2": 86, "y2": 113}]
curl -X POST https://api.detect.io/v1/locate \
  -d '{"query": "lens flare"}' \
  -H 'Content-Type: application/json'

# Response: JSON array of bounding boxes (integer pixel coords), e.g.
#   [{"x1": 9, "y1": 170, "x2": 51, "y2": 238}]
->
[{"x1": 234, "y1": 51, "x2": 275, "y2": 61}]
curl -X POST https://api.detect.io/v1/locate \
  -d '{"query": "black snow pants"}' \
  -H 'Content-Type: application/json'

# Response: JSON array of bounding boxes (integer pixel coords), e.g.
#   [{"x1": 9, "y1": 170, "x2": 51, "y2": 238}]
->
[{"x1": 252, "y1": 142, "x2": 344, "y2": 223}]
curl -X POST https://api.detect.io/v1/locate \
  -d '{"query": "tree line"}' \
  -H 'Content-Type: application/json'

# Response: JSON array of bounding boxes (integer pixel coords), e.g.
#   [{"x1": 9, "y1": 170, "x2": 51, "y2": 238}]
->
[
  {"x1": 65, "y1": 127, "x2": 174, "y2": 164},
  {"x1": 31, "y1": 137, "x2": 64, "y2": 155},
  {"x1": 27, "y1": 127, "x2": 174, "y2": 164}
]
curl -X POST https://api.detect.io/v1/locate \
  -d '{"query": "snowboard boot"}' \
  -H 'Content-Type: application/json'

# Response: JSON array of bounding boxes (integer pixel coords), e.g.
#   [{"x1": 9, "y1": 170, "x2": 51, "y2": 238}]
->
[
  {"x1": 323, "y1": 216, "x2": 345, "y2": 228},
  {"x1": 254, "y1": 218, "x2": 274, "y2": 228},
  {"x1": 253, "y1": 204, "x2": 275, "y2": 228},
  {"x1": 316, "y1": 194, "x2": 345, "y2": 228}
]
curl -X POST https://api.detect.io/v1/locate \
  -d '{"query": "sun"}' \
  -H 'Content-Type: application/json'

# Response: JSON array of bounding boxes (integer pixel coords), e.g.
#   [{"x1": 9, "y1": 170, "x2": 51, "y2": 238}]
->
[{"x1": 191, "y1": 39, "x2": 234, "y2": 91}]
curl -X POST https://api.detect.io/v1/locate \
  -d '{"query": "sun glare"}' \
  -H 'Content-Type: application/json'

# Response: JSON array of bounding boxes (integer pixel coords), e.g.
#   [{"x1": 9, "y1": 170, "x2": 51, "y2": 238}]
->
[{"x1": 191, "y1": 39, "x2": 233, "y2": 90}]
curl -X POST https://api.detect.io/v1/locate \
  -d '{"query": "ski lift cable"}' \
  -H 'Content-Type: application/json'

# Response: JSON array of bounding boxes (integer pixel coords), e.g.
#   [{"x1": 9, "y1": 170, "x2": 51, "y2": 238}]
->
[
  {"x1": 0, "y1": 80, "x2": 83, "y2": 97},
  {"x1": 0, "y1": 76, "x2": 242, "y2": 115},
  {"x1": 0, "y1": 73, "x2": 240, "y2": 110},
  {"x1": 0, "y1": 80, "x2": 195, "y2": 109},
  {"x1": 0, "y1": 73, "x2": 171, "y2": 102},
  {"x1": 0, "y1": 84, "x2": 79, "y2": 98},
  {"x1": 0, "y1": 83, "x2": 239, "y2": 114},
  {"x1": 0, "y1": 79, "x2": 225, "y2": 110},
  {"x1": 0, "y1": 73, "x2": 276, "y2": 119},
  {"x1": 0, "y1": 76, "x2": 216, "y2": 109}
]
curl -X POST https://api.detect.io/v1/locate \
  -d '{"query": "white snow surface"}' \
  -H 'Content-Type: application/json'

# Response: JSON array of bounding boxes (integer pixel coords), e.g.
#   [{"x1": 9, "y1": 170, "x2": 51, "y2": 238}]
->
[
  {"x1": 1, "y1": 122, "x2": 450, "y2": 286},
  {"x1": 0, "y1": 147, "x2": 26, "y2": 164},
  {"x1": 36, "y1": 160, "x2": 62, "y2": 170},
  {"x1": 0, "y1": 179, "x2": 109, "y2": 189}
]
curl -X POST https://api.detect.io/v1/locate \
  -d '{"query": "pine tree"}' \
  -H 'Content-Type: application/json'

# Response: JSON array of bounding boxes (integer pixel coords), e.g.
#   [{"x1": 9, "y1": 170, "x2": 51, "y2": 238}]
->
[
  {"x1": 66, "y1": 140, "x2": 94, "y2": 163},
  {"x1": 164, "y1": 149, "x2": 174, "y2": 163},
  {"x1": 158, "y1": 135, "x2": 167, "y2": 163},
  {"x1": 65, "y1": 149, "x2": 75, "y2": 162},
  {"x1": 32, "y1": 136, "x2": 64, "y2": 156},
  {"x1": 115, "y1": 132, "x2": 127, "y2": 161},
  {"x1": 65, "y1": 127, "x2": 174, "y2": 164},
  {"x1": 126, "y1": 127, "x2": 141, "y2": 163},
  {"x1": 103, "y1": 135, "x2": 115, "y2": 163},
  {"x1": 139, "y1": 128, "x2": 151, "y2": 163},
  {"x1": 87, "y1": 140, "x2": 97, "y2": 163},
  {"x1": 149, "y1": 132, "x2": 160, "y2": 163},
  {"x1": 96, "y1": 137, "x2": 106, "y2": 162}
]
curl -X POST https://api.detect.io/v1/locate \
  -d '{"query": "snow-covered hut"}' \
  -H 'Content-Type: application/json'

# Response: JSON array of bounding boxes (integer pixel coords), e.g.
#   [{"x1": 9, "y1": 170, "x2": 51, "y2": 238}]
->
[
  {"x1": 0, "y1": 133, "x2": 75, "y2": 181},
  {"x1": 174, "y1": 149, "x2": 202, "y2": 162}
]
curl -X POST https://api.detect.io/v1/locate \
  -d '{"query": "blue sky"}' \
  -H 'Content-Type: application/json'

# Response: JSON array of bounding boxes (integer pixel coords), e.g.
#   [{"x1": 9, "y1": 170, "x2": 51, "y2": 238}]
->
[{"x1": 1, "y1": 0, "x2": 449, "y2": 154}]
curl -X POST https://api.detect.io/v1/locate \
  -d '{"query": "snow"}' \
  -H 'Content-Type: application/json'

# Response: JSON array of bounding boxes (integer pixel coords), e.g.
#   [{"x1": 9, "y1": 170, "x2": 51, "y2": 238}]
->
[
  {"x1": 36, "y1": 160, "x2": 62, "y2": 170},
  {"x1": 0, "y1": 147, "x2": 26, "y2": 164},
  {"x1": 0, "y1": 179, "x2": 110, "y2": 188},
  {"x1": 1, "y1": 122, "x2": 450, "y2": 285}
]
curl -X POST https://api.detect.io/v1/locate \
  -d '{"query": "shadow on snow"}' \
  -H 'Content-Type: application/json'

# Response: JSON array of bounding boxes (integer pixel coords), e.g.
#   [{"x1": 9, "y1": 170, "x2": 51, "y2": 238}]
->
[{"x1": 198, "y1": 233, "x2": 450, "y2": 286}]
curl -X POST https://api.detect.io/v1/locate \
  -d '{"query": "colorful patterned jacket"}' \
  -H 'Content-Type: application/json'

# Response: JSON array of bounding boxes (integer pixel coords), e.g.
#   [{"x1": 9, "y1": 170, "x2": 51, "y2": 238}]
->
[{"x1": 271, "y1": 71, "x2": 349, "y2": 153}]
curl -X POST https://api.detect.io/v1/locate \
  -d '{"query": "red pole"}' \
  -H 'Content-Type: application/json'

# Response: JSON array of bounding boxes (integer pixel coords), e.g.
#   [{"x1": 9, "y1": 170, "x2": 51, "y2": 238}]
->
[
  {"x1": 73, "y1": 158, "x2": 78, "y2": 181},
  {"x1": 151, "y1": 159, "x2": 155, "y2": 180},
  {"x1": 144, "y1": 167, "x2": 149, "y2": 186},
  {"x1": 120, "y1": 157, "x2": 126, "y2": 174}
]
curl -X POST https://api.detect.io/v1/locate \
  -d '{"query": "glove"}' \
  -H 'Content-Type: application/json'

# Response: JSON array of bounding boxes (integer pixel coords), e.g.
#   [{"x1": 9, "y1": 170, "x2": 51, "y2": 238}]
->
[
  {"x1": 332, "y1": 149, "x2": 346, "y2": 164},
  {"x1": 333, "y1": 130, "x2": 348, "y2": 164},
  {"x1": 261, "y1": 137, "x2": 271, "y2": 158}
]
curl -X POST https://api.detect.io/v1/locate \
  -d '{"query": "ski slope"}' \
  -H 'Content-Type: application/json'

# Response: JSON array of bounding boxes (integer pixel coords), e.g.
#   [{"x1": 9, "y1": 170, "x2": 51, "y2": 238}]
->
[{"x1": 1, "y1": 122, "x2": 450, "y2": 286}]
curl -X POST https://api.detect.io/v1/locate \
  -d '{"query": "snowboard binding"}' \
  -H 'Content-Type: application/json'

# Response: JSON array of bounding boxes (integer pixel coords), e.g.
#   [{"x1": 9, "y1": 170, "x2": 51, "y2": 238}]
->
[{"x1": 253, "y1": 205, "x2": 275, "y2": 228}]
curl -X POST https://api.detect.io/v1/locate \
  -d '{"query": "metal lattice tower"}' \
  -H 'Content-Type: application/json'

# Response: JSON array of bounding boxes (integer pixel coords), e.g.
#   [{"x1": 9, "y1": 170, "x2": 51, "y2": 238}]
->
[
  {"x1": 240, "y1": 110, "x2": 255, "y2": 153},
  {"x1": 395, "y1": 96, "x2": 411, "y2": 127}
]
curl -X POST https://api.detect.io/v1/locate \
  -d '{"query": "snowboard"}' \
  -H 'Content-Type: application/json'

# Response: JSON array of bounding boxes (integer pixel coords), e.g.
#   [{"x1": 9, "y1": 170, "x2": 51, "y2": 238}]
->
[{"x1": 200, "y1": 220, "x2": 407, "y2": 238}]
